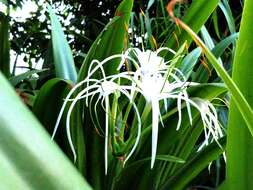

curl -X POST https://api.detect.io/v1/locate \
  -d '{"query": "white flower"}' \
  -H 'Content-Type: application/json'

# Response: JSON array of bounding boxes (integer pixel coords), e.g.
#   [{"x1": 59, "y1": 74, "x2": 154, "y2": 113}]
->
[
  {"x1": 125, "y1": 48, "x2": 222, "y2": 168},
  {"x1": 53, "y1": 54, "x2": 141, "y2": 175},
  {"x1": 53, "y1": 47, "x2": 223, "y2": 173}
]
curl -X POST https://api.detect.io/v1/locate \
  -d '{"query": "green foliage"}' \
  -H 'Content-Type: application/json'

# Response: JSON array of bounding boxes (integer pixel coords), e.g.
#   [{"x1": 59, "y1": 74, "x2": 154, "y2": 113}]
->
[
  {"x1": 0, "y1": 0, "x2": 251, "y2": 190},
  {"x1": 226, "y1": 0, "x2": 253, "y2": 189}
]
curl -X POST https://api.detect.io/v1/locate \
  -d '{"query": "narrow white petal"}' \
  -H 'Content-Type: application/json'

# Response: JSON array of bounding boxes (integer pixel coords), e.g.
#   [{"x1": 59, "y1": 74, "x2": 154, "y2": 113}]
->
[
  {"x1": 151, "y1": 100, "x2": 160, "y2": 168},
  {"x1": 176, "y1": 93, "x2": 182, "y2": 131},
  {"x1": 105, "y1": 97, "x2": 109, "y2": 175}
]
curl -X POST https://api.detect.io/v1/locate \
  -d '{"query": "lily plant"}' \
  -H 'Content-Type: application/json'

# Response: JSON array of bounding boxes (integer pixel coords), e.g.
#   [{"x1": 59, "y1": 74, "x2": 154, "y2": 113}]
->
[{"x1": 54, "y1": 47, "x2": 223, "y2": 173}]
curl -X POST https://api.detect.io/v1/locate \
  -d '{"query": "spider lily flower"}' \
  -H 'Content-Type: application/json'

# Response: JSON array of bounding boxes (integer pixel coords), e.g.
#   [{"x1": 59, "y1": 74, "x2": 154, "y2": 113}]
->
[
  {"x1": 54, "y1": 47, "x2": 223, "y2": 173},
  {"x1": 123, "y1": 48, "x2": 190, "y2": 168},
  {"x1": 65, "y1": 79, "x2": 141, "y2": 175},
  {"x1": 122, "y1": 48, "x2": 222, "y2": 169},
  {"x1": 135, "y1": 70, "x2": 193, "y2": 168},
  {"x1": 54, "y1": 54, "x2": 141, "y2": 175}
]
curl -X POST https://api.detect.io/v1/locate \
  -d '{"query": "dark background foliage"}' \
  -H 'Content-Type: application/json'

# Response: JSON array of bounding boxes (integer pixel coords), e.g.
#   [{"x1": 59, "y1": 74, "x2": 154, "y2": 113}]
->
[{"x1": 7, "y1": 0, "x2": 242, "y2": 70}]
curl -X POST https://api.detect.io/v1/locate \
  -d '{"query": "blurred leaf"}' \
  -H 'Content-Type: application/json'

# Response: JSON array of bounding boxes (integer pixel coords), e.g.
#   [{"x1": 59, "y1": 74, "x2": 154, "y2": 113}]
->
[
  {"x1": 0, "y1": 0, "x2": 7, "y2": 5},
  {"x1": 0, "y1": 72, "x2": 91, "y2": 190},
  {"x1": 48, "y1": 5, "x2": 77, "y2": 83},
  {"x1": 147, "y1": 0, "x2": 155, "y2": 10},
  {"x1": 9, "y1": 69, "x2": 47, "y2": 86}
]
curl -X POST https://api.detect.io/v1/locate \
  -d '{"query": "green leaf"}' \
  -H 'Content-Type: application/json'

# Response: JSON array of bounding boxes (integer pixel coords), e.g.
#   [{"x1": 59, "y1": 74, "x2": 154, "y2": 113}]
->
[
  {"x1": 48, "y1": 5, "x2": 77, "y2": 83},
  {"x1": 177, "y1": 47, "x2": 201, "y2": 80},
  {"x1": 32, "y1": 78, "x2": 75, "y2": 161},
  {"x1": 226, "y1": 0, "x2": 253, "y2": 189},
  {"x1": 128, "y1": 155, "x2": 185, "y2": 167},
  {"x1": 212, "y1": 33, "x2": 238, "y2": 57},
  {"x1": 0, "y1": 13, "x2": 10, "y2": 78},
  {"x1": 218, "y1": 0, "x2": 236, "y2": 34},
  {"x1": 0, "y1": 72, "x2": 91, "y2": 190},
  {"x1": 33, "y1": 78, "x2": 71, "y2": 132}
]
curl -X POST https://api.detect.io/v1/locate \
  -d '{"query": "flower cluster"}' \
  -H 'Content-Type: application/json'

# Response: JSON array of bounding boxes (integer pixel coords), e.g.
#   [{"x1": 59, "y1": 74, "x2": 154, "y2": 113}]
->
[{"x1": 54, "y1": 47, "x2": 223, "y2": 174}]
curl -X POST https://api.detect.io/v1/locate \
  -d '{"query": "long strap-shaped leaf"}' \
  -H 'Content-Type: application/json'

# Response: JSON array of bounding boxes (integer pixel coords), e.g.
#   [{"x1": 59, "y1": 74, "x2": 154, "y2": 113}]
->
[
  {"x1": 166, "y1": 1, "x2": 253, "y2": 135},
  {"x1": 0, "y1": 72, "x2": 91, "y2": 190},
  {"x1": 226, "y1": 0, "x2": 253, "y2": 189},
  {"x1": 48, "y1": 5, "x2": 77, "y2": 83}
]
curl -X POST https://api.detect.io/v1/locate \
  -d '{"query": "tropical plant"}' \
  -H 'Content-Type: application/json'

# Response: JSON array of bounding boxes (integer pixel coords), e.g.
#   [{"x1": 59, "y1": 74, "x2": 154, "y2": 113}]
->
[{"x1": 0, "y1": 0, "x2": 252, "y2": 190}]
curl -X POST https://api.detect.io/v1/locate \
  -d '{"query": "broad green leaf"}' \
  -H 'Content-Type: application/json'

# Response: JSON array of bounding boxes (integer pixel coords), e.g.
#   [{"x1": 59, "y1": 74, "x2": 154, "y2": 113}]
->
[
  {"x1": 226, "y1": 0, "x2": 253, "y2": 189},
  {"x1": 0, "y1": 12, "x2": 10, "y2": 78},
  {"x1": 33, "y1": 78, "x2": 75, "y2": 161},
  {"x1": 48, "y1": 5, "x2": 77, "y2": 83},
  {"x1": 0, "y1": 72, "x2": 91, "y2": 190},
  {"x1": 33, "y1": 78, "x2": 71, "y2": 132},
  {"x1": 161, "y1": 137, "x2": 226, "y2": 190}
]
